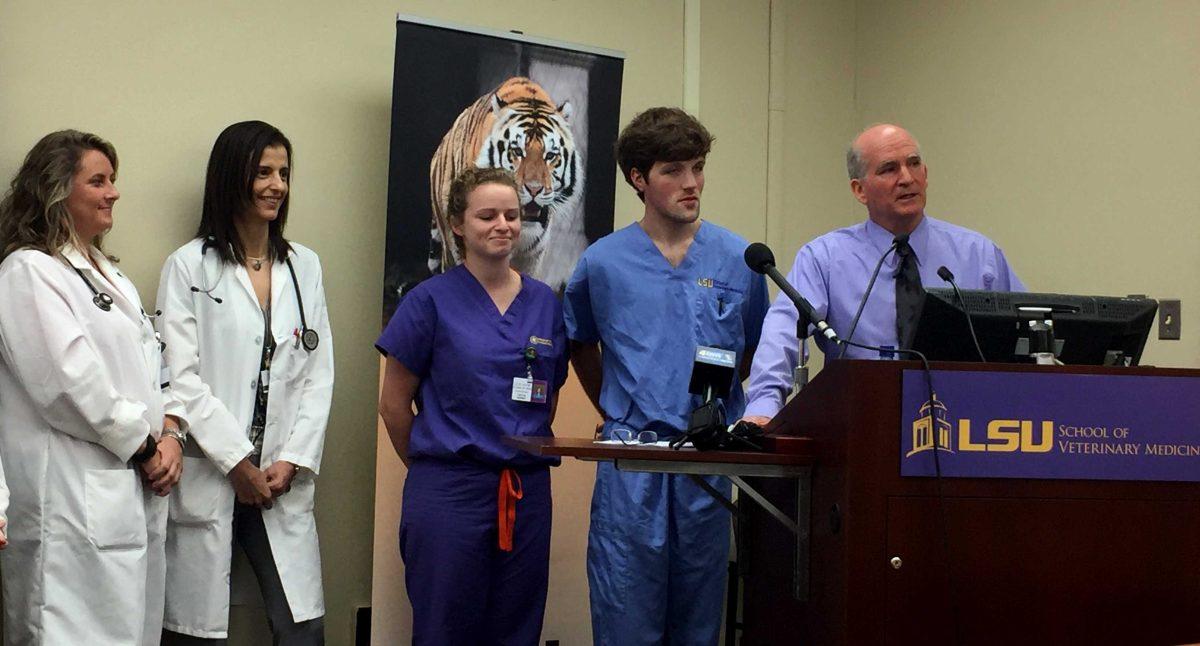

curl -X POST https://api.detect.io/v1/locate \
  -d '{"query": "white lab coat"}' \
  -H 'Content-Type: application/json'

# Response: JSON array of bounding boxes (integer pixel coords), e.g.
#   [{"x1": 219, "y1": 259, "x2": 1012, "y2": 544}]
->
[
  {"x1": 0, "y1": 246, "x2": 181, "y2": 645},
  {"x1": 156, "y1": 238, "x2": 333, "y2": 638},
  {"x1": 0, "y1": 448, "x2": 8, "y2": 534}
]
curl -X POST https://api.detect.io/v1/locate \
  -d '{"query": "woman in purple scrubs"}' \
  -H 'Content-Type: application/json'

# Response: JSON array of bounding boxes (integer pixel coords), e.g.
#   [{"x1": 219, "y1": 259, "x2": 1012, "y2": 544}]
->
[{"x1": 377, "y1": 167, "x2": 567, "y2": 645}]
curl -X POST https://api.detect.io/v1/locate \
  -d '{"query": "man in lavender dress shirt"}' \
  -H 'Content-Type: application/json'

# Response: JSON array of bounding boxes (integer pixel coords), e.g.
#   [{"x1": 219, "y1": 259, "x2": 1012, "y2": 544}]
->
[{"x1": 743, "y1": 123, "x2": 1025, "y2": 422}]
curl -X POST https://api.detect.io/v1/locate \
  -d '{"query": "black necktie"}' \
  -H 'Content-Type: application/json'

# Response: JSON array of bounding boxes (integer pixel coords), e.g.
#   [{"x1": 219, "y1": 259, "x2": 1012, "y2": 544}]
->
[{"x1": 894, "y1": 239, "x2": 923, "y2": 349}]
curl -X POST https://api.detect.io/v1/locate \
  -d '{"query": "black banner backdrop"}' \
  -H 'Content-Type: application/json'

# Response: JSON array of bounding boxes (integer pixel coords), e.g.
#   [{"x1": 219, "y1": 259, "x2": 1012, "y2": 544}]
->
[{"x1": 382, "y1": 16, "x2": 624, "y2": 324}]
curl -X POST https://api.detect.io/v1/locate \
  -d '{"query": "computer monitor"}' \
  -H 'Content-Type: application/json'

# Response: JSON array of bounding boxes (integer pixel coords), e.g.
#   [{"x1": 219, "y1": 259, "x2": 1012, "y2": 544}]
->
[{"x1": 909, "y1": 288, "x2": 1158, "y2": 366}]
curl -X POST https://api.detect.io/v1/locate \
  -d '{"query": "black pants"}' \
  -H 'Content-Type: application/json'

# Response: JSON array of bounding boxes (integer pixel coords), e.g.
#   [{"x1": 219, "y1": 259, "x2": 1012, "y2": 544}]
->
[{"x1": 163, "y1": 503, "x2": 324, "y2": 645}]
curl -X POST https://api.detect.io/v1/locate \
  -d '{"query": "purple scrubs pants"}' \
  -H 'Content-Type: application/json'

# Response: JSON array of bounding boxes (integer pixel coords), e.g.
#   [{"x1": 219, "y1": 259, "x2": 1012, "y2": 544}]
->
[{"x1": 400, "y1": 459, "x2": 552, "y2": 645}]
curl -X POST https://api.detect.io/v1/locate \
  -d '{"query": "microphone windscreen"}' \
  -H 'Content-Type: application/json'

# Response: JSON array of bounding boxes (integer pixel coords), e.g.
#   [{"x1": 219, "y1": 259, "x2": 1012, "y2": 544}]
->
[
  {"x1": 744, "y1": 242, "x2": 776, "y2": 274},
  {"x1": 937, "y1": 265, "x2": 955, "y2": 282}
]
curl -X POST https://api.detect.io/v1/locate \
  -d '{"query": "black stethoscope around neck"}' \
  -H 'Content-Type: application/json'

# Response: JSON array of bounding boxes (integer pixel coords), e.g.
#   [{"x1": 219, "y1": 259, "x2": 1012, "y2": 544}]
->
[
  {"x1": 71, "y1": 263, "x2": 115, "y2": 312},
  {"x1": 188, "y1": 246, "x2": 319, "y2": 352}
]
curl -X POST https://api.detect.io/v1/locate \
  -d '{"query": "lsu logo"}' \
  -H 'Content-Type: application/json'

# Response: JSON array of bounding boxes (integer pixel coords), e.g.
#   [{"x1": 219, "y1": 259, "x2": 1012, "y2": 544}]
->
[
  {"x1": 907, "y1": 396, "x2": 953, "y2": 457},
  {"x1": 697, "y1": 278, "x2": 714, "y2": 288},
  {"x1": 907, "y1": 395, "x2": 1054, "y2": 457}
]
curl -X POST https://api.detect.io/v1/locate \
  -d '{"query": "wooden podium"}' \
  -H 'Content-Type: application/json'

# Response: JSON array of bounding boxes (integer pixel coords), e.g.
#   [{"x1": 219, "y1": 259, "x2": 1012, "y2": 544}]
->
[{"x1": 741, "y1": 359, "x2": 1200, "y2": 645}]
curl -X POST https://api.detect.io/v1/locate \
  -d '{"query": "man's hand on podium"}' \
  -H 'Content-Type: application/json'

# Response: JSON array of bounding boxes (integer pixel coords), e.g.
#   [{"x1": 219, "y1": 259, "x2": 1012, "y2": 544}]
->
[{"x1": 739, "y1": 415, "x2": 771, "y2": 428}]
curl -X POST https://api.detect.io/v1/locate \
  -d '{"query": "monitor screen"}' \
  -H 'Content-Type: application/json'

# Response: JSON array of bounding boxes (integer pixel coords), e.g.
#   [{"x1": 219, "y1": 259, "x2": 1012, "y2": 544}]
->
[{"x1": 910, "y1": 289, "x2": 1158, "y2": 366}]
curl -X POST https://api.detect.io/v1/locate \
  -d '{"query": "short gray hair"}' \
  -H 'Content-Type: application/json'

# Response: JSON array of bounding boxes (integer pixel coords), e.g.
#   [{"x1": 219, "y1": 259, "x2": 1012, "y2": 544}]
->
[
  {"x1": 846, "y1": 125, "x2": 922, "y2": 180},
  {"x1": 846, "y1": 143, "x2": 866, "y2": 180}
]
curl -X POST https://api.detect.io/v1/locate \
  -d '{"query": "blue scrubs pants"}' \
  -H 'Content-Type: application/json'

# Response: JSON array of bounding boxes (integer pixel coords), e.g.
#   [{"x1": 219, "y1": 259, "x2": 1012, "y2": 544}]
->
[
  {"x1": 400, "y1": 459, "x2": 552, "y2": 646},
  {"x1": 587, "y1": 461, "x2": 731, "y2": 646}
]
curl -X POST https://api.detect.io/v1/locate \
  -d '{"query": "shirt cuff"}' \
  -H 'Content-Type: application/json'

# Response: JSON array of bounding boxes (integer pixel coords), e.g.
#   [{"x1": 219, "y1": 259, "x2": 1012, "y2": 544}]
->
[
  {"x1": 743, "y1": 395, "x2": 783, "y2": 420},
  {"x1": 278, "y1": 452, "x2": 319, "y2": 476},
  {"x1": 106, "y1": 423, "x2": 153, "y2": 463},
  {"x1": 210, "y1": 443, "x2": 256, "y2": 476}
]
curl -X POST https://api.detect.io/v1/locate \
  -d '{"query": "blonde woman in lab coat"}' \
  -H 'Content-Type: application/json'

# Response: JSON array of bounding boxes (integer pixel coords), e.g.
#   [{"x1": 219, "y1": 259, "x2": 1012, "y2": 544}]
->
[
  {"x1": 0, "y1": 130, "x2": 186, "y2": 645},
  {"x1": 158, "y1": 121, "x2": 333, "y2": 645}
]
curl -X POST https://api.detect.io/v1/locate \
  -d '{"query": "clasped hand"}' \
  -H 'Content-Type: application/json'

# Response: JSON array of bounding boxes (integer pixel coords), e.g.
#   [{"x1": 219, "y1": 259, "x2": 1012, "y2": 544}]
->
[
  {"x1": 229, "y1": 458, "x2": 298, "y2": 509},
  {"x1": 140, "y1": 421, "x2": 184, "y2": 497}
]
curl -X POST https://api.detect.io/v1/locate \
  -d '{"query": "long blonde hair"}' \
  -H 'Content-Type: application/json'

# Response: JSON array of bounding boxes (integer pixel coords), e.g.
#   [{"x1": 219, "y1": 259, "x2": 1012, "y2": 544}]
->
[{"x1": 0, "y1": 130, "x2": 118, "y2": 262}]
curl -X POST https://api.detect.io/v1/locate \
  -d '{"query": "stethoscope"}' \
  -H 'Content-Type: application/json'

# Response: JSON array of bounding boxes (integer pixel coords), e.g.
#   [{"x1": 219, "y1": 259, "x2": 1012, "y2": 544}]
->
[
  {"x1": 71, "y1": 264, "x2": 115, "y2": 312},
  {"x1": 189, "y1": 244, "x2": 319, "y2": 352},
  {"x1": 69, "y1": 259, "x2": 165, "y2": 351}
]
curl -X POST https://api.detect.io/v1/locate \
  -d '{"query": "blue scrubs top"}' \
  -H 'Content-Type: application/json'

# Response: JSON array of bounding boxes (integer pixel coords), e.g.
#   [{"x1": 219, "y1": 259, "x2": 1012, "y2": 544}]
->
[
  {"x1": 377, "y1": 265, "x2": 567, "y2": 468},
  {"x1": 564, "y1": 221, "x2": 769, "y2": 433}
]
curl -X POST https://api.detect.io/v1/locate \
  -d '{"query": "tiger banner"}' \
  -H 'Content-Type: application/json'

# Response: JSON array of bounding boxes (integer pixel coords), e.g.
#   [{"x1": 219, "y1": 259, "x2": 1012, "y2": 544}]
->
[{"x1": 381, "y1": 14, "x2": 624, "y2": 323}]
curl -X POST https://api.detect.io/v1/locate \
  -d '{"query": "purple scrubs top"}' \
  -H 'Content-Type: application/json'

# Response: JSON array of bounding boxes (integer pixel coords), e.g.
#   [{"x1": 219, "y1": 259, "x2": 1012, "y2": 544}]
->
[{"x1": 376, "y1": 264, "x2": 567, "y2": 468}]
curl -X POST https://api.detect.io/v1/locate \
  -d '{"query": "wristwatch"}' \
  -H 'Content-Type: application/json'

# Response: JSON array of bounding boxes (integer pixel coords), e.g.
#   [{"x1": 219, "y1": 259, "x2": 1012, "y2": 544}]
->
[
  {"x1": 132, "y1": 434, "x2": 158, "y2": 464},
  {"x1": 162, "y1": 427, "x2": 187, "y2": 450}
]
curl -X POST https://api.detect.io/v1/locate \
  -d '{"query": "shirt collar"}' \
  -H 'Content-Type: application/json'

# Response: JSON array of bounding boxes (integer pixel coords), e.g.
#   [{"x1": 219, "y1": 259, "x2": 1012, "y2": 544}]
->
[
  {"x1": 59, "y1": 244, "x2": 108, "y2": 273},
  {"x1": 58, "y1": 244, "x2": 142, "y2": 320},
  {"x1": 865, "y1": 215, "x2": 930, "y2": 268}
]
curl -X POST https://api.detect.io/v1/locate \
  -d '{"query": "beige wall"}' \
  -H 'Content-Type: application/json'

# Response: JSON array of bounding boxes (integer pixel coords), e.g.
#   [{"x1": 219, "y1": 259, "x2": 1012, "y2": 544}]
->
[
  {"x1": 1, "y1": 2, "x2": 399, "y2": 642},
  {"x1": 771, "y1": 0, "x2": 859, "y2": 375},
  {"x1": 851, "y1": 0, "x2": 1200, "y2": 368},
  {"x1": 2, "y1": 0, "x2": 1197, "y2": 643}
]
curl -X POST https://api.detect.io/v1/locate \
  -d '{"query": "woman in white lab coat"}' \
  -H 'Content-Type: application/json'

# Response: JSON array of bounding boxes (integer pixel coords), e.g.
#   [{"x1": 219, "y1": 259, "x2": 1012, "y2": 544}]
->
[
  {"x1": 0, "y1": 129, "x2": 186, "y2": 645},
  {"x1": 158, "y1": 121, "x2": 333, "y2": 645}
]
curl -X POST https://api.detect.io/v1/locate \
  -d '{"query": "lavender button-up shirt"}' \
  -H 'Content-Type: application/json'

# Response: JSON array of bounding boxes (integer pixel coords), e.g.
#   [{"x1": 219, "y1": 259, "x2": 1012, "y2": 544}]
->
[{"x1": 744, "y1": 215, "x2": 1024, "y2": 418}]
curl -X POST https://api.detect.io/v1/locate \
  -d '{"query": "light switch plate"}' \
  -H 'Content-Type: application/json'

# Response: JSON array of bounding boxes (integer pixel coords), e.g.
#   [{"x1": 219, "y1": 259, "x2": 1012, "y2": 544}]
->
[{"x1": 1159, "y1": 299, "x2": 1181, "y2": 340}]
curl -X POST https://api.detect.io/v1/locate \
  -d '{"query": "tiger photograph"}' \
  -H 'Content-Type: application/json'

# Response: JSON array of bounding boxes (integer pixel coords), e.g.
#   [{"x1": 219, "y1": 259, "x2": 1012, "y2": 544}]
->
[
  {"x1": 427, "y1": 76, "x2": 585, "y2": 291},
  {"x1": 381, "y1": 20, "x2": 622, "y2": 324}
]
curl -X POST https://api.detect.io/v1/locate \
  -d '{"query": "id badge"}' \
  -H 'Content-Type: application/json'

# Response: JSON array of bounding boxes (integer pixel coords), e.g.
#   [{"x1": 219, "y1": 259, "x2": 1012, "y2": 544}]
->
[
  {"x1": 512, "y1": 377, "x2": 549, "y2": 404},
  {"x1": 530, "y1": 379, "x2": 548, "y2": 404},
  {"x1": 512, "y1": 377, "x2": 533, "y2": 402}
]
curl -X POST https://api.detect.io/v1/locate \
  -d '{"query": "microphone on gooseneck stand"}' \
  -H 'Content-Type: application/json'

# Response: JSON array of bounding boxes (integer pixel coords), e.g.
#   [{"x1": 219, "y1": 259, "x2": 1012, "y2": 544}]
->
[
  {"x1": 744, "y1": 243, "x2": 840, "y2": 344},
  {"x1": 838, "y1": 233, "x2": 909, "y2": 358},
  {"x1": 937, "y1": 265, "x2": 987, "y2": 362}
]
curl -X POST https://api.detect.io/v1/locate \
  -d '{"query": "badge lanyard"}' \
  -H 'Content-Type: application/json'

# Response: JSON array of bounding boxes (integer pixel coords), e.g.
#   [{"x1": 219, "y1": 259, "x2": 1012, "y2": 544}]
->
[{"x1": 511, "y1": 345, "x2": 548, "y2": 404}]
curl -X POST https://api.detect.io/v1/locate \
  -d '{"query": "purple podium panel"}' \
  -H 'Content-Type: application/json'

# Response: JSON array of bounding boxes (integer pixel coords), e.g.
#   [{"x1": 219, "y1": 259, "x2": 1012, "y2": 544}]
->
[{"x1": 900, "y1": 369, "x2": 1200, "y2": 481}]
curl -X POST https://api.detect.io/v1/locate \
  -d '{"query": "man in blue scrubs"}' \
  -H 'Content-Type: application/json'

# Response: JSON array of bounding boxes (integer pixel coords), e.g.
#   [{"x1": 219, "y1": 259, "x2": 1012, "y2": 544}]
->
[{"x1": 564, "y1": 107, "x2": 768, "y2": 645}]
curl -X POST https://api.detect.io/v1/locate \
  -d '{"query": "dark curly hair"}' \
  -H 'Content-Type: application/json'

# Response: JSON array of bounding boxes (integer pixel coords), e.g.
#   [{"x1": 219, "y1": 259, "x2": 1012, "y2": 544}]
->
[{"x1": 615, "y1": 107, "x2": 714, "y2": 199}]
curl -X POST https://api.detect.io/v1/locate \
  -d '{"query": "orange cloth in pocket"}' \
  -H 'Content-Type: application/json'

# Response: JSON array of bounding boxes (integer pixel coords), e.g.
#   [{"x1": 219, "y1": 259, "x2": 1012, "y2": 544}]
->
[{"x1": 498, "y1": 468, "x2": 523, "y2": 551}]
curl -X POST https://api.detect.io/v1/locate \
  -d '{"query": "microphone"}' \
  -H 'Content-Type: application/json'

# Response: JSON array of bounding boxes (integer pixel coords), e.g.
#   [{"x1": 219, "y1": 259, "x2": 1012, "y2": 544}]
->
[
  {"x1": 190, "y1": 286, "x2": 223, "y2": 304},
  {"x1": 838, "y1": 234, "x2": 909, "y2": 357},
  {"x1": 937, "y1": 266, "x2": 987, "y2": 362},
  {"x1": 688, "y1": 346, "x2": 736, "y2": 401},
  {"x1": 672, "y1": 346, "x2": 737, "y2": 450},
  {"x1": 744, "y1": 243, "x2": 839, "y2": 343}
]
